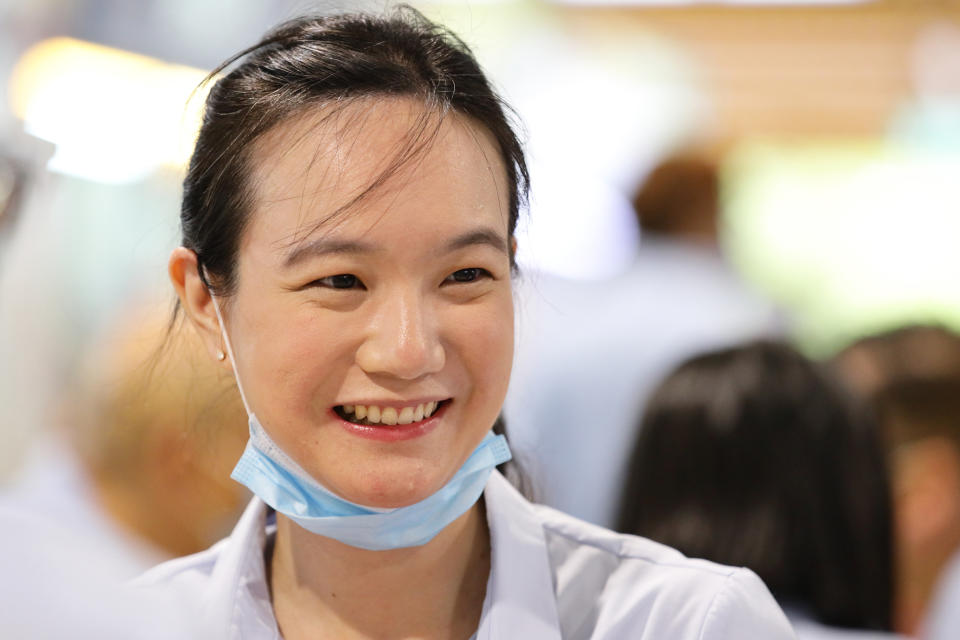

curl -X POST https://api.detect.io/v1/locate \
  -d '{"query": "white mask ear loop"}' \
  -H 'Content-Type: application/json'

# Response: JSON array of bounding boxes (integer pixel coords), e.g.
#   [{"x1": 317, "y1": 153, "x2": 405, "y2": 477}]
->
[
  {"x1": 206, "y1": 282, "x2": 397, "y2": 513},
  {"x1": 207, "y1": 285, "x2": 253, "y2": 417},
  {"x1": 204, "y1": 274, "x2": 418, "y2": 514}
]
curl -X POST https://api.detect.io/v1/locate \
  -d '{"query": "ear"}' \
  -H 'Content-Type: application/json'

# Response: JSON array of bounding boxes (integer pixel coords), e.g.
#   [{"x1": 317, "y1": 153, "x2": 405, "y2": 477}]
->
[{"x1": 168, "y1": 247, "x2": 229, "y2": 366}]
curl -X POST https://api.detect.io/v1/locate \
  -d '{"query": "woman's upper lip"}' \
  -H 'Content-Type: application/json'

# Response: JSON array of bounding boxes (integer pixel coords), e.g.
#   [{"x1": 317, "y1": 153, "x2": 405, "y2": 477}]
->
[{"x1": 334, "y1": 397, "x2": 449, "y2": 408}]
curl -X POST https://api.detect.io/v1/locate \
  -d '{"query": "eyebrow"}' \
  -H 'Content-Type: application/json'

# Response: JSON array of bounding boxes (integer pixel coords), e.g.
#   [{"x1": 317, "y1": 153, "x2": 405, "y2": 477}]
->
[
  {"x1": 442, "y1": 228, "x2": 509, "y2": 257},
  {"x1": 283, "y1": 239, "x2": 376, "y2": 267},
  {"x1": 283, "y1": 226, "x2": 509, "y2": 268}
]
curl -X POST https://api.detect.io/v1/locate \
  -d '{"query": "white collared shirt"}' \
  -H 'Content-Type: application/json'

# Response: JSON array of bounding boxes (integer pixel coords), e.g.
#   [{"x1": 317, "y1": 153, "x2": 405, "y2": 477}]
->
[
  {"x1": 135, "y1": 472, "x2": 796, "y2": 639},
  {"x1": 925, "y1": 550, "x2": 960, "y2": 640}
]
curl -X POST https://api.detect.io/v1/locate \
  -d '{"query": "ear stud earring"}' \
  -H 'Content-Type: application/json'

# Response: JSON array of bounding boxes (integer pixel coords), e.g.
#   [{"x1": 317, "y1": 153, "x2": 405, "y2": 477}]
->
[{"x1": 217, "y1": 350, "x2": 226, "y2": 361}]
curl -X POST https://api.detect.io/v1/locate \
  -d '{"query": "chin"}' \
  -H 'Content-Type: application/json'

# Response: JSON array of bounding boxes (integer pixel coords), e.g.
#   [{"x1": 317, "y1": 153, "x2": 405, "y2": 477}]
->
[{"x1": 347, "y1": 466, "x2": 450, "y2": 509}]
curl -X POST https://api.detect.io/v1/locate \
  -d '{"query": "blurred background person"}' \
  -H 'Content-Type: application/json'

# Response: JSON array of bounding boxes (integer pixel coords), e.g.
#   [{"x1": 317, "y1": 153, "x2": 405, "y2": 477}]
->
[
  {"x1": 833, "y1": 325, "x2": 960, "y2": 398},
  {"x1": 0, "y1": 135, "x2": 199, "y2": 638},
  {"x1": 2, "y1": 302, "x2": 250, "y2": 571},
  {"x1": 833, "y1": 325, "x2": 960, "y2": 636},
  {"x1": 617, "y1": 340, "x2": 899, "y2": 639},
  {"x1": 506, "y1": 149, "x2": 784, "y2": 525},
  {"x1": 0, "y1": 128, "x2": 55, "y2": 482},
  {"x1": 68, "y1": 305, "x2": 250, "y2": 559},
  {"x1": 0, "y1": 502, "x2": 199, "y2": 639}
]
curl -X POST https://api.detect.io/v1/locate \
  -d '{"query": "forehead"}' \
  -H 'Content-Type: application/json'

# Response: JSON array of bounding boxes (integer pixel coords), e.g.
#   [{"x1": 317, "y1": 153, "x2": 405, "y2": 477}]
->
[{"x1": 244, "y1": 97, "x2": 510, "y2": 252}]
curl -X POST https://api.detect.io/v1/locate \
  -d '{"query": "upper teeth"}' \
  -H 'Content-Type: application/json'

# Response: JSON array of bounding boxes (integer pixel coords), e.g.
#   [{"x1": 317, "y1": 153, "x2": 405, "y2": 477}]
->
[{"x1": 342, "y1": 402, "x2": 439, "y2": 425}]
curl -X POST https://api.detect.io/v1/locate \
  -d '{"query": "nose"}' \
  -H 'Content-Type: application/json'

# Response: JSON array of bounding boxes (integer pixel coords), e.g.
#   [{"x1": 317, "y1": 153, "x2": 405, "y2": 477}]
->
[{"x1": 355, "y1": 290, "x2": 445, "y2": 380}]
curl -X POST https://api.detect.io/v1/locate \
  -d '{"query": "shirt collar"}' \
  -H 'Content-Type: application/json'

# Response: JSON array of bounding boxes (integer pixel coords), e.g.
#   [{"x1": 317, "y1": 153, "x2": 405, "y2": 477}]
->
[
  {"x1": 203, "y1": 496, "x2": 278, "y2": 639},
  {"x1": 478, "y1": 471, "x2": 562, "y2": 639}
]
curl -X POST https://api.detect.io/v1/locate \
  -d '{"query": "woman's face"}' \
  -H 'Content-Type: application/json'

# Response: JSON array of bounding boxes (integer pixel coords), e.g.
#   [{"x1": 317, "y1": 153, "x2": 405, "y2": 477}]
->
[{"x1": 222, "y1": 98, "x2": 514, "y2": 508}]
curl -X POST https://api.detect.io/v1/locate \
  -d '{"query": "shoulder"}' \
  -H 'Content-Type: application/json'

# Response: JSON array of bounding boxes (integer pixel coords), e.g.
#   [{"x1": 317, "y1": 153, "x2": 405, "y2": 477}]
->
[
  {"x1": 535, "y1": 502, "x2": 798, "y2": 639},
  {"x1": 126, "y1": 539, "x2": 229, "y2": 631},
  {"x1": 128, "y1": 496, "x2": 272, "y2": 622},
  {"x1": 483, "y1": 474, "x2": 795, "y2": 639},
  {"x1": 131, "y1": 539, "x2": 225, "y2": 594}
]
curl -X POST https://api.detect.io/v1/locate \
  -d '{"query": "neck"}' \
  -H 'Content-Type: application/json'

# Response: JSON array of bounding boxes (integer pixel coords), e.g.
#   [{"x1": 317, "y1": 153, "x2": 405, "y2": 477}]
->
[
  {"x1": 894, "y1": 566, "x2": 936, "y2": 636},
  {"x1": 270, "y1": 500, "x2": 490, "y2": 640}
]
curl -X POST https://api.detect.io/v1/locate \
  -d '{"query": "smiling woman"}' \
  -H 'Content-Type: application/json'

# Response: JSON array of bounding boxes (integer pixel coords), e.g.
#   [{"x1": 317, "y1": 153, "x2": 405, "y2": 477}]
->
[
  {"x1": 190, "y1": 99, "x2": 515, "y2": 513},
  {"x1": 133, "y1": 7, "x2": 798, "y2": 640}
]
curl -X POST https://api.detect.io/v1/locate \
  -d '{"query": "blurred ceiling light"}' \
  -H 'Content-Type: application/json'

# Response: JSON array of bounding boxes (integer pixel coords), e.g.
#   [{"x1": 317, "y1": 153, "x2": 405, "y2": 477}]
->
[
  {"x1": 722, "y1": 0, "x2": 873, "y2": 4},
  {"x1": 552, "y1": 0, "x2": 874, "y2": 5},
  {"x1": 8, "y1": 38, "x2": 208, "y2": 184}
]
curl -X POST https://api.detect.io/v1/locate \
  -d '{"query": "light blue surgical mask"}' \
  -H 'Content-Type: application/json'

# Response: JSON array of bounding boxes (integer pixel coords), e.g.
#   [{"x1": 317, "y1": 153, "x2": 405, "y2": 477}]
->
[
  {"x1": 232, "y1": 418, "x2": 510, "y2": 550},
  {"x1": 208, "y1": 291, "x2": 512, "y2": 551}
]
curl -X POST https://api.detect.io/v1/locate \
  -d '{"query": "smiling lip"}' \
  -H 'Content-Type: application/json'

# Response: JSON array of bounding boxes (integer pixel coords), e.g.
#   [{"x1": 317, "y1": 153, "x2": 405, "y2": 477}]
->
[{"x1": 332, "y1": 400, "x2": 450, "y2": 442}]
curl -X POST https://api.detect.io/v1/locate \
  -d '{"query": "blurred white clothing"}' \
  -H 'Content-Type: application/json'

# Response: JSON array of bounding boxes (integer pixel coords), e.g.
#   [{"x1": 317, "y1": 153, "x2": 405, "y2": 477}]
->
[
  {"x1": 0, "y1": 435, "x2": 164, "y2": 577},
  {"x1": 0, "y1": 497, "x2": 191, "y2": 639},
  {"x1": 506, "y1": 236, "x2": 784, "y2": 526},
  {"x1": 785, "y1": 608, "x2": 904, "y2": 640},
  {"x1": 135, "y1": 471, "x2": 796, "y2": 639},
  {"x1": 924, "y1": 550, "x2": 960, "y2": 640}
]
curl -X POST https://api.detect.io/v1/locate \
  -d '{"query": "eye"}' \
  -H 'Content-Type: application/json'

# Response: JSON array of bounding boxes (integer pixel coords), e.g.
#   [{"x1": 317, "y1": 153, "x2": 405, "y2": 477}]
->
[
  {"x1": 444, "y1": 268, "x2": 491, "y2": 284},
  {"x1": 311, "y1": 274, "x2": 364, "y2": 290}
]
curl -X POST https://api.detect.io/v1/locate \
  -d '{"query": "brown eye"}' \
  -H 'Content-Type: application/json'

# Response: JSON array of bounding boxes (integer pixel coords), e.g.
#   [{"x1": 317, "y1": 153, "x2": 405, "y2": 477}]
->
[
  {"x1": 445, "y1": 268, "x2": 490, "y2": 284},
  {"x1": 315, "y1": 274, "x2": 364, "y2": 289}
]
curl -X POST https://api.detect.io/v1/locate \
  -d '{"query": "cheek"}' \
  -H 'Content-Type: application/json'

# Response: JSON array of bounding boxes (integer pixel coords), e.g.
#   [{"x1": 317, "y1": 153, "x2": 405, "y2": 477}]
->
[
  {"x1": 452, "y1": 293, "x2": 514, "y2": 400},
  {"x1": 239, "y1": 307, "x2": 358, "y2": 415}
]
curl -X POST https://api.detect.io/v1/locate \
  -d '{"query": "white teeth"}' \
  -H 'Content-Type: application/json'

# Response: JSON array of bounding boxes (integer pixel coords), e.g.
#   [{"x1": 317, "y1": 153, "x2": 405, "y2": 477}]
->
[{"x1": 341, "y1": 402, "x2": 443, "y2": 425}]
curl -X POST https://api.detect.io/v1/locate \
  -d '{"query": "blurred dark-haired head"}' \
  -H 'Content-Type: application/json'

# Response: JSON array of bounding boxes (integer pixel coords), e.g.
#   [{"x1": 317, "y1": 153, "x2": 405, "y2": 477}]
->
[
  {"x1": 617, "y1": 340, "x2": 893, "y2": 631},
  {"x1": 834, "y1": 325, "x2": 960, "y2": 634},
  {"x1": 833, "y1": 324, "x2": 960, "y2": 398},
  {"x1": 631, "y1": 153, "x2": 719, "y2": 245}
]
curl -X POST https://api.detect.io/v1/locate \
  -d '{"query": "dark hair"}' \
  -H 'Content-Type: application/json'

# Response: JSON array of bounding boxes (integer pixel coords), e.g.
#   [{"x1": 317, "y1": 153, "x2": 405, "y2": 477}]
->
[
  {"x1": 181, "y1": 6, "x2": 528, "y2": 298},
  {"x1": 833, "y1": 325, "x2": 960, "y2": 452},
  {"x1": 874, "y1": 375, "x2": 960, "y2": 453},
  {"x1": 833, "y1": 324, "x2": 960, "y2": 397},
  {"x1": 616, "y1": 340, "x2": 894, "y2": 631},
  {"x1": 631, "y1": 153, "x2": 718, "y2": 236}
]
